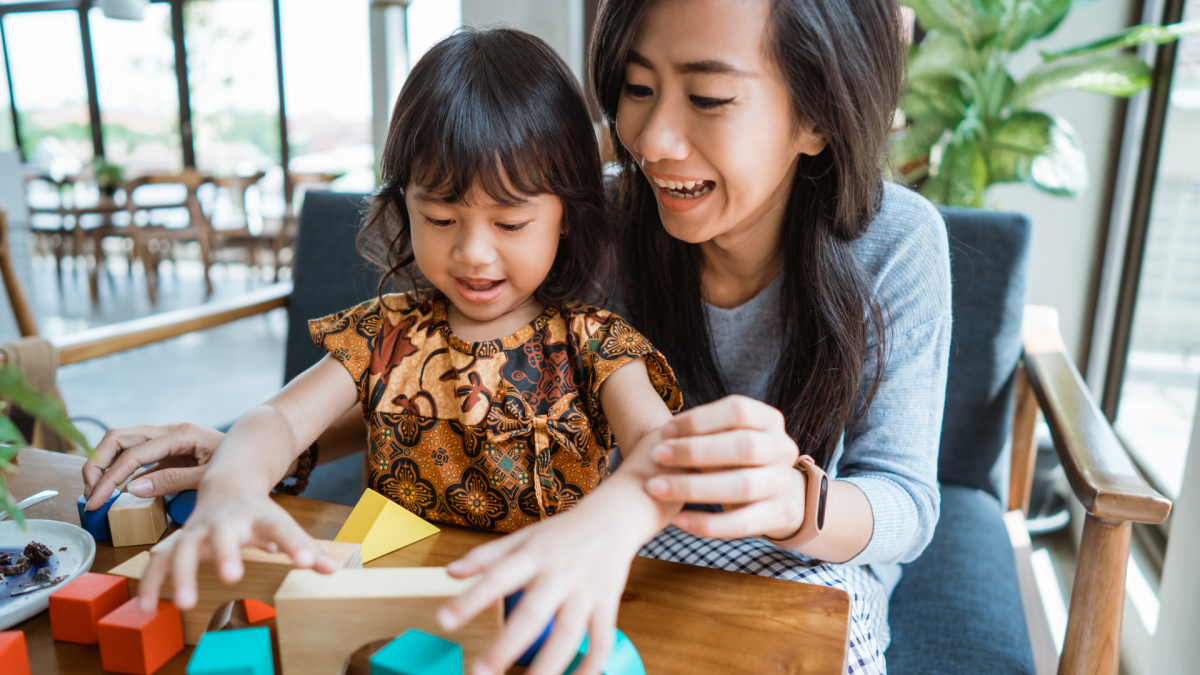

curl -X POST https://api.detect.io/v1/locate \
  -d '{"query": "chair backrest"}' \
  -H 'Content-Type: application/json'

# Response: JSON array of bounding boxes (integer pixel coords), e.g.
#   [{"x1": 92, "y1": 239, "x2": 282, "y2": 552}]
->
[
  {"x1": 937, "y1": 207, "x2": 1031, "y2": 500},
  {"x1": 283, "y1": 191, "x2": 379, "y2": 383}
]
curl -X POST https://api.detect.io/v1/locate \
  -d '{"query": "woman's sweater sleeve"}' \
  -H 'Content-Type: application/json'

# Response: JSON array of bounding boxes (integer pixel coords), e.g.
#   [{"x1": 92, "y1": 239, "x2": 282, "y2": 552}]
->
[{"x1": 837, "y1": 183, "x2": 952, "y2": 567}]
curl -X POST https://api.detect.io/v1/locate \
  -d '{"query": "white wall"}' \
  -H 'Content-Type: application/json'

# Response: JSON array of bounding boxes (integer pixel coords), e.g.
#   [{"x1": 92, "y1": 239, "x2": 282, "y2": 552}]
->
[
  {"x1": 988, "y1": 0, "x2": 1135, "y2": 364},
  {"x1": 460, "y1": 0, "x2": 586, "y2": 82},
  {"x1": 0, "y1": 151, "x2": 38, "y2": 345}
]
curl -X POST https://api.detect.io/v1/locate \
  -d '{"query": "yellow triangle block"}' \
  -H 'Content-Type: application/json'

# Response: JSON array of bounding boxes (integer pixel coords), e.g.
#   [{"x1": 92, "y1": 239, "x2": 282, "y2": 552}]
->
[{"x1": 335, "y1": 489, "x2": 440, "y2": 563}]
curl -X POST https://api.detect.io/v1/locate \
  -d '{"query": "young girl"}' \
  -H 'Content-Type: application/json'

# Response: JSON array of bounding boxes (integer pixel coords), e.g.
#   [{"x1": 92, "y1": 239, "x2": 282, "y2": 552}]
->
[{"x1": 137, "y1": 29, "x2": 689, "y2": 675}]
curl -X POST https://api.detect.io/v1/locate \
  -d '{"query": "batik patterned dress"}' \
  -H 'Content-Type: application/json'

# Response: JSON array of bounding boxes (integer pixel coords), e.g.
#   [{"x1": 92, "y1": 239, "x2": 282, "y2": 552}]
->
[{"x1": 309, "y1": 292, "x2": 682, "y2": 533}]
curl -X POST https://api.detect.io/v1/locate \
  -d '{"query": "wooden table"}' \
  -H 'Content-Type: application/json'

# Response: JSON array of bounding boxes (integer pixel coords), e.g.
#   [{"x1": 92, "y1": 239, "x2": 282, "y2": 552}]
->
[{"x1": 7, "y1": 448, "x2": 849, "y2": 674}]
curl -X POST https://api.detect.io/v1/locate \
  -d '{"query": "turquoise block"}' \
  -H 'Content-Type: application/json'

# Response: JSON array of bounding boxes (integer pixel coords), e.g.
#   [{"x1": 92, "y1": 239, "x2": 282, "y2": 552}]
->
[
  {"x1": 77, "y1": 491, "x2": 120, "y2": 541},
  {"x1": 187, "y1": 626, "x2": 274, "y2": 675},
  {"x1": 370, "y1": 629, "x2": 462, "y2": 675},
  {"x1": 566, "y1": 629, "x2": 646, "y2": 675}
]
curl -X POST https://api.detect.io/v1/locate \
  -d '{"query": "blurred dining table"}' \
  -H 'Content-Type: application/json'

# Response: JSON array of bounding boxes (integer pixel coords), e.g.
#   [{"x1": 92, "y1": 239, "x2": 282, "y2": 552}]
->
[
  {"x1": 28, "y1": 195, "x2": 127, "y2": 304},
  {"x1": 6, "y1": 447, "x2": 850, "y2": 674}
]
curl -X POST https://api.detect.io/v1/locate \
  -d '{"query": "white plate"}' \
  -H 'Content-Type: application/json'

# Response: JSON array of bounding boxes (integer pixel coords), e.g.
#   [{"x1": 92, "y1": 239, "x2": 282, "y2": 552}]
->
[{"x1": 0, "y1": 519, "x2": 97, "y2": 630}]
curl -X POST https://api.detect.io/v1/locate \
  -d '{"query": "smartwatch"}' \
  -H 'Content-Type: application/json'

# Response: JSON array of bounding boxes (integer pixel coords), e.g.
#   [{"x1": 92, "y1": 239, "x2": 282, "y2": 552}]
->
[{"x1": 762, "y1": 454, "x2": 828, "y2": 548}]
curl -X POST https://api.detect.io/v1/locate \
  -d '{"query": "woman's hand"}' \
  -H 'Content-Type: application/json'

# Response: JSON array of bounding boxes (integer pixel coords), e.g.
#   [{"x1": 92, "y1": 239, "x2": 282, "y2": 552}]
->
[
  {"x1": 438, "y1": 501, "x2": 641, "y2": 675},
  {"x1": 82, "y1": 423, "x2": 225, "y2": 511},
  {"x1": 644, "y1": 395, "x2": 806, "y2": 540},
  {"x1": 136, "y1": 484, "x2": 337, "y2": 612}
]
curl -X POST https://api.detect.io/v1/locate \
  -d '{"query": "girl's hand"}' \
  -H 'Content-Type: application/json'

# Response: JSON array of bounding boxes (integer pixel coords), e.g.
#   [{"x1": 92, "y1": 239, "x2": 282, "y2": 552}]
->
[
  {"x1": 82, "y1": 422, "x2": 224, "y2": 509},
  {"x1": 645, "y1": 395, "x2": 806, "y2": 540},
  {"x1": 136, "y1": 486, "x2": 337, "y2": 612},
  {"x1": 438, "y1": 502, "x2": 640, "y2": 675}
]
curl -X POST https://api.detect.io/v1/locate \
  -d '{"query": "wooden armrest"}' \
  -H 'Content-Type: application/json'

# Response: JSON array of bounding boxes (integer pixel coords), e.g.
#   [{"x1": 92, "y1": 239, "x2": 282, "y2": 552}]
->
[
  {"x1": 45, "y1": 282, "x2": 292, "y2": 366},
  {"x1": 1021, "y1": 305, "x2": 1170, "y2": 524}
]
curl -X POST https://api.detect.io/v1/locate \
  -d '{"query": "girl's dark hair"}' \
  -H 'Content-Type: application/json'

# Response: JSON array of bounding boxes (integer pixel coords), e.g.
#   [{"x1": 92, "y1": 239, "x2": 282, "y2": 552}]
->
[
  {"x1": 361, "y1": 28, "x2": 612, "y2": 307},
  {"x1": 591, "y1": 0, "x2": 904, "y2": 469}
]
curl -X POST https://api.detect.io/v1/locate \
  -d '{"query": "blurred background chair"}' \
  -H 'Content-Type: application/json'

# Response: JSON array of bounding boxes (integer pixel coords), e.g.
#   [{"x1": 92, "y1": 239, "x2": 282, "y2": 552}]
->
[{"x1": 124, "y1": 169, "x2": 215, "y2": 303}]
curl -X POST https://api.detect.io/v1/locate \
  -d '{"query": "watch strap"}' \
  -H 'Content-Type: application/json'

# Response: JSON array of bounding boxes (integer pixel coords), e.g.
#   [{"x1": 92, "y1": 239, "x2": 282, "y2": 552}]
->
[{"x1": 762, "y1": 454, "x2": 828, "y2": 548}]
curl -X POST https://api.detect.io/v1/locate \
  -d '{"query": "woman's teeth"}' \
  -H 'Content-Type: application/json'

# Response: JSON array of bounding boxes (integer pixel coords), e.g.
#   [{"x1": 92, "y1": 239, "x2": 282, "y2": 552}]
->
[{"x1": 651, "y1": 176, "x2": 713, "y2": 199}]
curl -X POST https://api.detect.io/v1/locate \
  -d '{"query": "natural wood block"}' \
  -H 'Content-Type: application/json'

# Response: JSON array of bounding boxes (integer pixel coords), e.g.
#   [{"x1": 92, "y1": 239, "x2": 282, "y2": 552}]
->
[
  {"x1": 274, "y1": 567, "x2": 502, "y2": 675},
  {"x1": 335, "y1": 488, "x2": 439, "y2": 563},
  {"x1": 0, "y1": 631, "x2": 30, "y2": 675},
  {"x1": 108, "y1": 493, "x2": 168, "y2": 547},
  {"x1": 242, "y1": 598, "x2": 277, "y2": 623},
  {"x1": 48, "y1": 572, "x2": 130, "y2": 644},
  {"x1": 97, "y1": 598, "x2": 184, "y2": 675},
  {"x1": 107, "y1": 539, "x2": 361, "y2": 645}
]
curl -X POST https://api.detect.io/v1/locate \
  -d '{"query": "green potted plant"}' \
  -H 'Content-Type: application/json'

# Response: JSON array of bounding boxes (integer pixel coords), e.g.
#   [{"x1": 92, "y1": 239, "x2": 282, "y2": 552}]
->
[
  {"x1": 893, "y1": 0, "x2": 1200, "y2": 207},
  {"x1": 90, "y1": 157, "x2": 126, "y2": 200},
  {"x1": 0, "y1": 366, "x2": 94, "y2": 525}
]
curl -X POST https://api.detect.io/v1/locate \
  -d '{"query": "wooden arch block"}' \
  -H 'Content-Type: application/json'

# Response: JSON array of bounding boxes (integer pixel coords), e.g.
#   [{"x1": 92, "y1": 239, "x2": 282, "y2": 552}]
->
[
  {"x1": 274, "y1": 567, "x2": 502, "y2": 675},
  {"x1": 335, "y1": 489, "x2": 440, "y2": 563},
  {"x1": 49, "y1": 572, "x2": 130, "y2": 644},
  {"x1": 108, "y1": 539, "x2": 361, "y2": 645},
  {"x1": 97, "y1": 598, "x2": 185, "y2": 675}
]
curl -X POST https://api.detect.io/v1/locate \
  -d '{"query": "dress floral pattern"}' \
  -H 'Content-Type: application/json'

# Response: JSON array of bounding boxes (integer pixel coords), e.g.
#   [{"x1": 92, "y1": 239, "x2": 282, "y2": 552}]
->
[{"x1": 310, "y1": 292, "x2": 682, "y2": 533}]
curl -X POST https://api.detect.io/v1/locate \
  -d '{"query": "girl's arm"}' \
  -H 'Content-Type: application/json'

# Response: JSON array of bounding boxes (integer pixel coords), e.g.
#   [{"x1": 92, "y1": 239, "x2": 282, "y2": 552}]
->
[
  {"x1": 136, "y1": 354, "x2": 360, "y2": 611},
  {"x1": 438, "y1": 357, "x2": 677, "y2": 675}
]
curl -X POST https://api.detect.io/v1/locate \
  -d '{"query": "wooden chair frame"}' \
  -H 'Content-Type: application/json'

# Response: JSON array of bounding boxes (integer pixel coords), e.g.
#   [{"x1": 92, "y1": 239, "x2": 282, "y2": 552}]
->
[
  {"x1": 0, "y1": 204, "x2": 1170, "y2": 674},
  {"x1": 124, "y1": 169, "x2": 217, "y2": 303}
]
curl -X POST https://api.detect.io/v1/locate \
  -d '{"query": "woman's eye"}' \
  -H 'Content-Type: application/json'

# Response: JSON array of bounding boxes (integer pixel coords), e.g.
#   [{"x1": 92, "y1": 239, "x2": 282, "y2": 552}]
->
[
  {"x1": 495, "y1": 222, "x2": 529, "y2": 232},
  {"x1": 623, "y1": 82, "x2": 653, "y2": 98},
  {"x1": 690, "y1": 95, "x2": 736, "y2": 110},
  {"x1": 424, "y1": 217, "x2": 454, "y2": 227}
]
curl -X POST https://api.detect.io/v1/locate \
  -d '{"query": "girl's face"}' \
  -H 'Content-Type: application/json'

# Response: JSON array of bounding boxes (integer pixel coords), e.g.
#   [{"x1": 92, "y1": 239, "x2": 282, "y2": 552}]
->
[
  {"x1": 616, "y1": 0, "x2": 826, "y2": 246},
  {"x1": 407, "y1": 181, "x2": 563, "y2": 324}
]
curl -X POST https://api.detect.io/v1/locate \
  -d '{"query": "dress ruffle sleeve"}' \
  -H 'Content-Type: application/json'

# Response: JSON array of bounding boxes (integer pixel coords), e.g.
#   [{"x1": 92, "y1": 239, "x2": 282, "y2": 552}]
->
[
  {"x1": 308, "y1": 298, "x2": 383, "y2": 407},
  {"x1": 583, "y1": 312, "x2": 683, "y2": 414}
]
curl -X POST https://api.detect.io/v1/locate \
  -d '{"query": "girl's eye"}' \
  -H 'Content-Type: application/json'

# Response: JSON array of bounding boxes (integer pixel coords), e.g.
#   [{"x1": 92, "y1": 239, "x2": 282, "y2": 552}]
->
[
  {"x1": 690, "y1": 95, "x2": 736, "y2": 110},
  {"x1": 424, "y1": 217, "x2": 454, "y2": 227},
  {"x1": 623, "y1": 82, "x2": 653, "y2": 98},
  {"x1": 495, "y1": 222, "x2": 529, "y2": 232}
]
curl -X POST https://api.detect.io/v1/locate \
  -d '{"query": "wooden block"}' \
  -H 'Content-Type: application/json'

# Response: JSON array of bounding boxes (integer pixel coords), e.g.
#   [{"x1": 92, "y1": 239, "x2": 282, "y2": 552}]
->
[
  {"x1": 108, "y1": 539, "x2": 361, "y2": 645},
  {"x1": 335, "y1": 489, "x2": 440, "y2": 563},
  {"x1": 97, "y1": 598, "x2": 185, "y2": 675},
  {"x1": 49, "y1": 572, "x2": 130, "y2": 644},
  {"x1": 187, "y1": 626, "x2": 273, "y2": 675},
  {"x1": 370, "y1": 629, "x2": 462, "y2": 675},
  {"x1": 0, "y1": 631, "x2": 30, "y2": 675},
  {"x1": 275, "y1": 567, "x2": 502, "y2": 675},
  {"x1": 77, "y1": 491, "x2": 121, "y2": 541},
  {"x1": 108, "y1": 493, "x2": 169, "y2": 547},
  {"x1": 243, "y1": 598, "x2": 276, "y2": 623}
]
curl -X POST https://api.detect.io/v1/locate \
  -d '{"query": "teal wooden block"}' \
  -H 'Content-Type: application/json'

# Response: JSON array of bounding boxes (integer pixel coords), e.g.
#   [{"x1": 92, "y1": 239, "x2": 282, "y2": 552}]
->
[
  {"x1": 187, "y1": 626, "x2": 274, "y2": 675},
  {"x1": 565, "y1": 629, "x2": 645, "y2": 675},
  {"x1": 370, "y1": 629, "x2": 462, "y2": 675}
]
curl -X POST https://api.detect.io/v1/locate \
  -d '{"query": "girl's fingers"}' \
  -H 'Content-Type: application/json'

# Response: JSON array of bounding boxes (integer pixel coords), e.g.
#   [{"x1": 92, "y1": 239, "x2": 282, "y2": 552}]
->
[
  {"x1": 476, "y1": 582, "x2": 564, "y2": 674},
  {"x1": 439, "y1": 552, "x2": 539, "y2": 631},
  {"x1": 653, "y1": 430, "x2": 788, "y2": 469},
  {"x1": 171, "y1": 533, "x2": 206, "y2": 611},
  {"x1": 527, "y1": 601, "x2": 590, "y2": 675},
  {"x1": 250, "y1": 513, "x2": 329, "y2": 571},
  {"x1": 663, "y1": 395, "x2": 785, "y2": 439},
  {"x1": 139, "y1": 532, "x2": 179, "y2": 612},
  {"x1": 210, "y1": 521, "x2": 246, "y2": 584},
  {"x1": 673, "y1": 499, "x2": 795, "y2": 540},
  {"x1": 573, "y1": 604, "x2": 617, "y2": 675},
  {"x1": 646, "y1": 465, "x2": 792, "y2": 504},
  {"x1": 446, "y1": 529, "x2": 531, "y2": 579}
]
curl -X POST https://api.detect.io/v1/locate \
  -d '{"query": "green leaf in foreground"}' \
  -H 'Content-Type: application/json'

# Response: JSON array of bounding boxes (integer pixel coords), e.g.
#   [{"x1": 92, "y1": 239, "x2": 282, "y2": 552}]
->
[
  {"x1": 1042, "y1": 20, "x2": 1200, "y2": 61},
  {"x1": 0, "y1": 366, "x2": 94, "y2": 455},
  {"x1": 1011, "y1": 52, "x2": 1151, "y2": 107}
]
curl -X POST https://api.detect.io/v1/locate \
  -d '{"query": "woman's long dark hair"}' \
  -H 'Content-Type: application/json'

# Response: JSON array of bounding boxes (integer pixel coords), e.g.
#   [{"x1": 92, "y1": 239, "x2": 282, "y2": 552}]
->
[
  {"x1": 361, "y1": 28, "x2": 612, "y2": 307},
  {"x1": 591, "y1": 0, "x2": 904, "y2": 469}
]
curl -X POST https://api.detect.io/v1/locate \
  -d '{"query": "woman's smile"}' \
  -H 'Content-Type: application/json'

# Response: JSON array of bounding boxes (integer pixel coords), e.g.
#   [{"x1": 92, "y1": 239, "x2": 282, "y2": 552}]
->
[{"x1": 643, "y1": 168, "x2": 717, "y2": 213}]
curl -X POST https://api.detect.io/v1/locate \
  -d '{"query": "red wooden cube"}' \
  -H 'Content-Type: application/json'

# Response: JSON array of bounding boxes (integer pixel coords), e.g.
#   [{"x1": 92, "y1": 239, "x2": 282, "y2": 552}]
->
[
  {"x1": 97, "y1": 598, "x2": 184, "y2": 675},
  {"x1": 49, "y1": 572, "x2": 129, "y2": 644},
  {"x1": 0, "y1": 631, "x2": 30, "y2": 675}
]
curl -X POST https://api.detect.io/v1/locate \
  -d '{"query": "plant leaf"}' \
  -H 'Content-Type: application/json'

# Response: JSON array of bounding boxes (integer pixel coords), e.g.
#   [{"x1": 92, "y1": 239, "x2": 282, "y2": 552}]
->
[
  {"x1": 0, "y1": 445, "x2": 23, "y2": 527},
  {"x1": 909, "y1": 31, "x2": 982, "y2": 78},
  {"x1": 996, "y1": 0, "x2": 1073, "y2": 53},
  {"x1": 1042, "y1": 20, "x2": 1200, "y2": 61},
  {"x1": 1010, "y1": 52, "x2": 1151, "y2": 107},
  {"x1": 0, "y1": 367, "x2": 94, "y2": 455},
  {"x1": 922, "y1": 134, "x2": 988, "y2": 207},
  {"x1": 891, "y1": 113, "x2": 956, "y2": 166},
  {"x1": 987, "y1": 112, "x2": 1088, "y2": 195},
  {"x1": 0, "y1": 416, "x2": 26, "y2": 446},
  {"x1": 907, "y1": 0, "x2": 1005, "y2": 49}
]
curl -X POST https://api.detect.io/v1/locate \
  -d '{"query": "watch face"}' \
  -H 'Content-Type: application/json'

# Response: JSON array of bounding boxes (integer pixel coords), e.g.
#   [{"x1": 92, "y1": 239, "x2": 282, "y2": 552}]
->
[{"x1": 816, "y1": 475, "x2": 828, "y2": 530}]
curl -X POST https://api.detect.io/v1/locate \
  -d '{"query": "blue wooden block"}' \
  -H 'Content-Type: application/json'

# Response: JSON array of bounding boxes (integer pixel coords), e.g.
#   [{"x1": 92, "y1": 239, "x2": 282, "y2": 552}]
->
[
  {"x1": 566, "y1": 629, "x2": 645, "y2": 675},
  {"x1": 370, "y1": 629, "x2": 461, "y2": 675},
  {"x1": 505, "y1": 590, "x2": 554, "y2": 667},
  {"x1": 187, "y1": 626, "x2": 274, "y2": 675},
  {"x1": 165, "y1": 490, "x2": 197, "y2": 526},
  {"x1": 76, "y1": 491, "x2": 120, "y2": 542}
]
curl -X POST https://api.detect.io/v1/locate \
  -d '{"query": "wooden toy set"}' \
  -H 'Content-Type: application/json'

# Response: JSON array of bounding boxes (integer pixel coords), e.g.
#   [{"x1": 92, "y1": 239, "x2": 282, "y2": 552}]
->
[
  {"x1": 20, "y1": 488, "x2": 645, "y2": 674},
  {"x1": 77, "y1": 490, "x2": 169, "y2": 547}
]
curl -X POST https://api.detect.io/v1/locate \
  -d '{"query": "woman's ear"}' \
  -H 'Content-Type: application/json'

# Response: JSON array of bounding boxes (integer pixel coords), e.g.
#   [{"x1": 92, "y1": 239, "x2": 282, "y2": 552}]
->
[{"x1": 796, "y1": 123, "x2": 828, "y2": 157}]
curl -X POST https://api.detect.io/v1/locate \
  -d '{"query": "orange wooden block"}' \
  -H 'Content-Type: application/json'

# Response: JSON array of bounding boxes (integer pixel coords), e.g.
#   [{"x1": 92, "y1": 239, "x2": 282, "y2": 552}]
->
[
  {"x1": 0, "y1": 631, "x2": 31, "y2": 675},
  {"x1": 97, "y1": 599, "x2": 184, "y2": 675},
  {"x1": 243, "y1": 598, "x2": 276, "y2": 623},
  {"x1": 49, "y1": 572, "x2": 130, "y2": 644}
]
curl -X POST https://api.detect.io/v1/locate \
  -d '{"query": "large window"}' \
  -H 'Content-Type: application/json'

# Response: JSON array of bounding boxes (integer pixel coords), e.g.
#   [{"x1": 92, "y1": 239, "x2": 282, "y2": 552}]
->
[
  {"x1": 1112, "y1": 0, "x2": 1200, "y2": 499},
  {"x1": 4, "y1": 10, "x2": 93, "y2": 174},
  {"x1": 89, "y1": 3, "x2": 182, "y2": 175},
  {"x1": 0, "y1": 29, "x2": 13, "y2": 154}
]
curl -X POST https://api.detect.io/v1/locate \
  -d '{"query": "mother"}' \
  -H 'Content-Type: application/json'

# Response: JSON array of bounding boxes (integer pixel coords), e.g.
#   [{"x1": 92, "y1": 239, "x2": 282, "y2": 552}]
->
[{"x1": 84, "y1": 1, "x2": 949, "y2": 672}]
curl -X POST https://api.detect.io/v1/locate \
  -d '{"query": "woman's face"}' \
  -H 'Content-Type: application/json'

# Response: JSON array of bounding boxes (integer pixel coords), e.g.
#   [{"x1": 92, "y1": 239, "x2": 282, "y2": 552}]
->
[{"x1": 616, "y1": 0, "x2": 826, "y2": 246}]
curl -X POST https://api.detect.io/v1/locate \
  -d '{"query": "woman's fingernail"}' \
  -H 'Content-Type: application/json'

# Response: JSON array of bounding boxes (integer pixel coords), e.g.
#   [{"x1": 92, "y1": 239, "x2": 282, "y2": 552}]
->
[
  {"x1": 128, "y1": 478, "x2": 152, "y2": 496},
  {"x1": 652, "y1": 445, "x2": 672, "y2": 463},
  {"x1": 646, "y1": 478, "x2": 669, "y2": 497}
]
